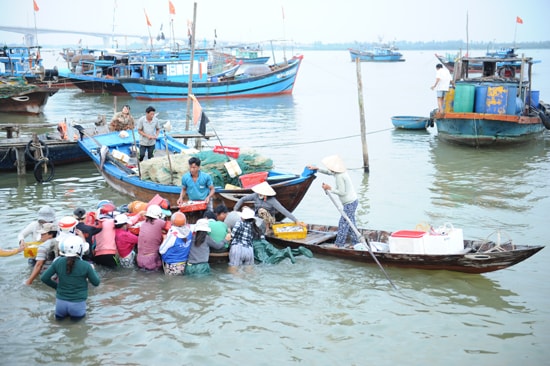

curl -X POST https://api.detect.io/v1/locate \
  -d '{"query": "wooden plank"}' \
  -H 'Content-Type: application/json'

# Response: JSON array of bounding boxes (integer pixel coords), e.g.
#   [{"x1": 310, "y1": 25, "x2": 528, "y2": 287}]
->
[{"x1": 275, "y1": 231, "x2": 337, "y2": 246}]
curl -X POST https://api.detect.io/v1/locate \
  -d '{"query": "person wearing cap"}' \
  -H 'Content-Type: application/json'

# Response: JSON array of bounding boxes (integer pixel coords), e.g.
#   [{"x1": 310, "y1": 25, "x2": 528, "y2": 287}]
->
[
  {"x1": 92, "y1": 201, "x2": 118, "y2": 268},
  {"x1": 25, "y1": 223, "x2": 59, "y2": 285},
  {"x1": 109, "y1": 104, "x2": 135, "y2": 132},
  {"x1": 136, "y1": 106, "x2": 161, "y2": 161},
  {"x1": 308, "y1": 155, "x2": 359, "y2": 247},
  {"x1": 73, "y1": 208, "x2": 102, "y2": 260},
  {"x1": 185, "y1": 218, "x2": 230, "y2": 275},
  {"x1": 17, "y1": 205, "x2": 57, "y2": 249},
  {"x1": 160, "y1": 212, "x2": 193, "y2": 275},
  {"x1": 233, "y1": 181, "x2": 302, "y2": 233},
  {"x1": 136, "y1": 204, "x2": 166, "y2": 271},
  {"x1": 113, "y1": 214, "x2": 140, "y2": 268},
  {"x1": 228, "y1": 206, "x2": 262, "y2": 270},
  {"x1": 41, "y1": 236, "x2": 100, "y2": 321}
]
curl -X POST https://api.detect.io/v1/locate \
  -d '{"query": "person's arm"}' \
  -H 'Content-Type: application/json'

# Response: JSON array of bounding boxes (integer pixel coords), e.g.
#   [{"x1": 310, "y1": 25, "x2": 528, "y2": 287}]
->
[
  {"x1": 87, "y1": 264, "x2": 101, "y2": 287},
  {"x1": 205, "y1": 184, "x2": 215, "y2": 204},
  {"x1": 234, "y1": 193, "x2": 255, "y2": 212},
  {"x1": 18, "y1": 222, "x2": 36, "y2": 245},
  {"x1": 270, "y1": 198, "x2": 298, "y2": 222},
  {"x1": 26, "y1": 260, "x2": 45, "y2": 285},
  {"x1": 177, "y1": 186, "x2": 187, "y2": 206},
  {"x1": 205, "y1": 234, "x2": 226, "y2": 251},
  {"x1": 0, "y1": 247, "x2": 22, "y2": 257}
]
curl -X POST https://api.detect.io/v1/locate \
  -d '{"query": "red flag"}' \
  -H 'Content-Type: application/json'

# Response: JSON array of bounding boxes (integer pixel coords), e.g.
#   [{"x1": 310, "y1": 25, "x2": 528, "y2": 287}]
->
[
  {"x1": 190, "y1": 95, "x2": 202, "y2": 125},
  {"x1": 516, "y1": 16, "x2": 523, "y2": 24},
  {"x1": 144, "y1": 9, "x2": 152, "y2": 27},
  {"x1": 33, "y1": 0, "x2": 39, "y2": 12},
  {"x1": 169, "y1": 1, "x2": 176, "y2": 15}
]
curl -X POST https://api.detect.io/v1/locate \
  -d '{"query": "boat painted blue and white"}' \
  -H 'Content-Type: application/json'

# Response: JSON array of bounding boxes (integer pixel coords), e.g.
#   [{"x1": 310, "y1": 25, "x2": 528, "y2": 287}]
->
[{"x1": 349, "y1": 47, "x2": 405, "y2": 62}]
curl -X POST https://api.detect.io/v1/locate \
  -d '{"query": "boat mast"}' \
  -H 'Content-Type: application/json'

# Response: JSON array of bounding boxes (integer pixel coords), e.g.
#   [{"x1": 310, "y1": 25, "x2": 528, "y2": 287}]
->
[{"x1": 185, "y1": 2, "x2": 198, "y2": 132}]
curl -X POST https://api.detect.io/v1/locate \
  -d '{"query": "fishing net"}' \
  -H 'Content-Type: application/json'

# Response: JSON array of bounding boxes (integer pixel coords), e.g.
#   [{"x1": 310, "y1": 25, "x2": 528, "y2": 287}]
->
[{"x1": 139, "y1": 149, "x2": 273, "y2": 187}]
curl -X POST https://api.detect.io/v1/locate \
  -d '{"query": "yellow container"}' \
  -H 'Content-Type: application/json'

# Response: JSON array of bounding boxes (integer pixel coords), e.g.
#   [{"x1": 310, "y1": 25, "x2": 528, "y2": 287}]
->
[
  {"x1": 444, "y1": 87, "x2": 455, "y2": 112},
  {"x1": 23, "y1": 242, "x2": 42, "y2": 258},
  {"x1": 272, "y1": 223, "x2": 307, "y2": 240}
]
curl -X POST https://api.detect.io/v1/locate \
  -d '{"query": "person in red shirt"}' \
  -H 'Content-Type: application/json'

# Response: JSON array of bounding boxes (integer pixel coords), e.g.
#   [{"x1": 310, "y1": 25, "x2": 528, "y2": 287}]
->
[{"x1": 113, "y1": 214, "x2": 140, "y2": 268}]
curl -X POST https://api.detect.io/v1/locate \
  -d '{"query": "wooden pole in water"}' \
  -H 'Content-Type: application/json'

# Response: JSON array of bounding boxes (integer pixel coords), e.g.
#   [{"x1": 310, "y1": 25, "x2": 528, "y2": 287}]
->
[{"x1": 355, "y1": 58, "x2": 370, "y2": 173}]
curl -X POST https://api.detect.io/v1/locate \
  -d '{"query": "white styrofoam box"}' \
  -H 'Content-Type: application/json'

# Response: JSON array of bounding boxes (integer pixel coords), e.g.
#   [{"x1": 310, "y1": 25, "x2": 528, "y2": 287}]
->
[
  {"x1": 389, "y1": 230, "x2": 426, "y2": 254},
  {"x1": 423, "y1": 228, "x2": 464, "y2": 254}
]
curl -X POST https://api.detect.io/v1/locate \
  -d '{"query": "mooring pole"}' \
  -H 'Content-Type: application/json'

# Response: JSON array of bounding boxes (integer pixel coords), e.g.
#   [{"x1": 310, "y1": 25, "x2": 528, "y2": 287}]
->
[{"x1": 355, "y1": 58, "x2": 369, "y2": 173}]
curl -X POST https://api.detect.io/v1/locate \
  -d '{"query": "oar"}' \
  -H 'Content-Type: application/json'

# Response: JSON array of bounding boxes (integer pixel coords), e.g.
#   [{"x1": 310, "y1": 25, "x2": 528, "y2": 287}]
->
[
  {"x1": 325, "y1": 190, "x2": 398, "y2": 290},
  {"x1": 130, "y1": 128, "x2": 141, "y2": 178},
  {"x1": 162, "y1": 128, "x2": 174, "y2": 185}
]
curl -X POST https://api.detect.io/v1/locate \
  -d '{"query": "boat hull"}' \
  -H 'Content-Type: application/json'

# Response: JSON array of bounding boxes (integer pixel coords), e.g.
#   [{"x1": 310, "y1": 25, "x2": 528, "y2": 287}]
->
[
  {"x1": 0, "y1": 88, "x2": 58, "y2": 114},
  {"x1": 434, "y1": 112, "x2": 546, "y2": 147},
  {"x1": 66, "y1": 76, "x2": 127, "y2": 95},
  {"x1": 391, "y1": 116, "x2": 429, "y2": 130},
  {"x1": 266, "y1": 224, "x2": 544, "y2": 274},
  {"x1": 349, "y1": 48, "x2": 405, "y2": 62},
  {"x1": 119, "y1": 55, "x2": 303, "y2": 100}
]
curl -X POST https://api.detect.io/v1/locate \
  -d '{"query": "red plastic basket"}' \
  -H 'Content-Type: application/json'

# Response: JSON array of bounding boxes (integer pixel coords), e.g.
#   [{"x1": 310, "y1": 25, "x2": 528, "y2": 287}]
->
[
  {"x1": 179, "y1": 201, "x2": 207, "y2": 212},
  {"x1": 239, "y1": 171, "x2": 268, "y2": 188},
  {"x1": 213, "y1": 145, "x2": 240, "y2": 159}
]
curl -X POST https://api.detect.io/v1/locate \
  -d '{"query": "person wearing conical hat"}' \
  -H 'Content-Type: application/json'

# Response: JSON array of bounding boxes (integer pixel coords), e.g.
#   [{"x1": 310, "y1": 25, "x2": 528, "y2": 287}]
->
[
  {"x1": 307, "y1": 155, "x2": 359, "y2": 247},
  {"x1": 233, "y1": 181, "x2": 302, "y2": 232}
]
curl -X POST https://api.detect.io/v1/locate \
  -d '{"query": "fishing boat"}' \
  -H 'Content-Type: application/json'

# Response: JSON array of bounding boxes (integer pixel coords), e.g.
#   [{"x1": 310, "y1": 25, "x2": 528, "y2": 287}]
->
[
  {"x1": 0, "y1": 77, "x2": 58, "y2": 114},
  {"x1": 431, "y1": 54, "x2": 550, "y2": 147},
  {"x1": 77, "y1": 130, "x2": 316, "y2": 214},
  {"x1": 118, "y1": 55, "x2": 304, "y2": 100},
  {"x1": 348, "y1": 46, "x2": 405, "y2": 62},
  {"x1": 0, "y1": 45, "x2": 60, "y2": 85},
  {"x1": 391, "y1": 116, "x2": 430, "y2": 130},
  {"x1": 265, "y1": 223, "x2": 544, "y2": 274}
]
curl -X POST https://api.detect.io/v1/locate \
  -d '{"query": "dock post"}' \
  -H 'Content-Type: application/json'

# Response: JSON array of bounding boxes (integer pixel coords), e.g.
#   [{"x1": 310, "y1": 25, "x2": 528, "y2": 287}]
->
[{"x1": 15, "y1": 147, "x2": 26, "y2": 175}]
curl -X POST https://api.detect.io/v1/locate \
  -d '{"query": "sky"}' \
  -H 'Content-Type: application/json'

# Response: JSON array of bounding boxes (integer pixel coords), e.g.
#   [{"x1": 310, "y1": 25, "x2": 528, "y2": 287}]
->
[{"x1": 0, "y1": 0, "x2": 549, "y2": 48}]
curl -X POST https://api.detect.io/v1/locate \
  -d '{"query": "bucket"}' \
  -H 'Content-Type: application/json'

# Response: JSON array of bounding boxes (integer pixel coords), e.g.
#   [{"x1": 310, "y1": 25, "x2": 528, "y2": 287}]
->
[
  {"x1": 453, "y1": 84, "x2": 475, "y2": 112},
  {"x1": 474, "y1": 85, "x2": 488, "y2": 113},
  {"x1": 505, "y1": 86, "x2": 518, "y2": 115},
  {"x1": 527, "y1": 90, "x2": 540, "y2": 108},
  {"x1": 485, "y1": 86, "x2": 508, "y2": 114},
  {"x1": 444, "y1": 88, "x2": 455, "y2": 112}
]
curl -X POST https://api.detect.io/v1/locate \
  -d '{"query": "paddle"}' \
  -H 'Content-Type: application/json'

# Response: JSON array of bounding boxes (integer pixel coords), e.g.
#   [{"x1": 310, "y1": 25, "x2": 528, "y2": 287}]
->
[{"x1": 325, "y1": 190, "x2": 398, "y2": 290}]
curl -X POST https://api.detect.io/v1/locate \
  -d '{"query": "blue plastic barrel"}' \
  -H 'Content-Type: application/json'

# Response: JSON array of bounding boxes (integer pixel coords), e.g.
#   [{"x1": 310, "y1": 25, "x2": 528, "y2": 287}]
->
[
  {"x1": 506, "y1": 86, "x2": 518, "y2": 115},
  {"x1": 486, "y1": 86, "x2": 508, "y2": 114},
  {"x1": 474, "y1": 85, "x2": 488, "y2": 113},
  {"x1": 527, "y1": 90, "x2": 540, "y2": 108}
]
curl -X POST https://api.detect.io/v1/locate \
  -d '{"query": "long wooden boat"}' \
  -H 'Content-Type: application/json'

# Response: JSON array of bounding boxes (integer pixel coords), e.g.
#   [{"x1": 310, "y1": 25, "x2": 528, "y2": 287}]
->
[
  {"x1": 77, "y1": 131, "x2": 316, "y2": 216},
  {"x1": 0, "y1": 77, "x2": 58, "y2": 114},
  {"x1": 118, "y1": 55, "x2": 303, "y2": 101},
  {"x1": 432, "y1": 55, "x2": 550, "y2": 147},
  {"x1": 265, "y1": 223, "x2": 544, "y2": 274}
]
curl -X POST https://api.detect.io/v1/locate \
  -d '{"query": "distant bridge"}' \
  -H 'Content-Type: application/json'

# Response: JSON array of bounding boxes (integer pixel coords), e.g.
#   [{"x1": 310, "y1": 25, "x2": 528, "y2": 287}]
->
[{"x1": 0, "y1": 26, "x2": 147, "y2": 47}]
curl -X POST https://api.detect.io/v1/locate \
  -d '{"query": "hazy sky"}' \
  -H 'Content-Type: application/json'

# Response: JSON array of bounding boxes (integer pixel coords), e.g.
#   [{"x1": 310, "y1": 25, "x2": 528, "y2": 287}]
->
[{"x1": 1, "y1": 0, "x2": 548, "y2": 47}]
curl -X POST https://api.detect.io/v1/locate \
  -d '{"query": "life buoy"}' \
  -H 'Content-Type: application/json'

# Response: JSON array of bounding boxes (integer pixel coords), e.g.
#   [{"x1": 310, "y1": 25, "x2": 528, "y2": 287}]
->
[
  {"x1": 498, "y1": 66, "x2": 515, "y2": 78},
  {"x1": 538, "y1": 110, "x2": 550, "y2": 130},
  {"x1": 25, "y1": 139, "x2": 49, "y2": 162},
  {"x1": 33, "y1": 159, "x2": 55, "y2": 183}
]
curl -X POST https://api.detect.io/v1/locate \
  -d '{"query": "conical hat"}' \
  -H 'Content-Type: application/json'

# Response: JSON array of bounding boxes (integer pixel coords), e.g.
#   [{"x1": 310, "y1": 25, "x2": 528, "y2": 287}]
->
[
  {"x1": 321, "y1": 155, "x2": 346, "y2": 173},
  {"x1": 252, "y1": 181, "x2": 276, "y2": 196}
]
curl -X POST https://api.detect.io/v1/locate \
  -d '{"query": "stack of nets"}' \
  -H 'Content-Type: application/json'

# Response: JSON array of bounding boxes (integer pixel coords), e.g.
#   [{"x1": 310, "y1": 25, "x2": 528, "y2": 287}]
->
[{"x1": 139, "y1": 148, "x2": 273, "y2": 187}]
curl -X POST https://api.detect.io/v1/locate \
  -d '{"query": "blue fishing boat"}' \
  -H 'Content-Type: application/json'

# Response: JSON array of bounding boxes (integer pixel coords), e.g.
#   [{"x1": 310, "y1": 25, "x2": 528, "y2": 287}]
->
[
  {"x1": 118, "y1": 55, "x2": 303, "y2": 100},
  {"x1": 431, "y1": 54, "x2": 550, "y2": 147},
  {"x1": 391, "y1": 116, "x2": 430, "y2": 130},
  {"x1": 348, "y1": 46, "x2": 405, "y2": 62},
  {"x1": 0, "y1": 45, "x2": 60, "y2": 85},
  {"x1": 77, "y1": 130, "x2": 316, "y2": 214}
]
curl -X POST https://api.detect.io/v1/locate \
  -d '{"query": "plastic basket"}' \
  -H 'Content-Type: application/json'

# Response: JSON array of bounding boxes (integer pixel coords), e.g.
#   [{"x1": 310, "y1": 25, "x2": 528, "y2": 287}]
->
[
  {"x1": 272, "y1": 223, "x2": 307, "y2": 240},
  {"x1": 179, "y1": 200, "x2": 207, "y2": 213},
  {"x1": 240, "y1": 171, "x2": 268, "y2": 188},
  {"x1": 213, "y1": 145, "x2": 240, "y2": 159}
]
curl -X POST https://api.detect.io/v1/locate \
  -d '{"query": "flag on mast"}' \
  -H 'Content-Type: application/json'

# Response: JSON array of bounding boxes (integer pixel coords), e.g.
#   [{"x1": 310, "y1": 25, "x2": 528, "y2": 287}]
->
[
  {"x1": 516, "y1": 16, "x2": 523, "y2": 24},
  {"x1": 33, "y1": 0, "x2": 39, "y2": 12},
  {"x1": 169, "y1": 1, "x2": 176, "y2": 15},
  {"x1": 144, "y1": 9, "x2": 152, "y2": 27},
  {"x1": 190, "y1": 95, "x2": 209, "y2": 136}
]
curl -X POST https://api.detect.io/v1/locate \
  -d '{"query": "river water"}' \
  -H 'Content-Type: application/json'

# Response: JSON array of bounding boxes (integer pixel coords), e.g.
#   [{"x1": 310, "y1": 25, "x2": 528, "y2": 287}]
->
[{"x1": 1, "y1": 50, "x2": 549, "y2": 365}]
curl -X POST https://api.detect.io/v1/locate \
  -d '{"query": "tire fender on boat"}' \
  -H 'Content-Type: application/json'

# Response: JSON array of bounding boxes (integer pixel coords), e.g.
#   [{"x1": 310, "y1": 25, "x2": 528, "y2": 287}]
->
[
  {"x1": 33, "y1": 159, "x2": 54, "y2": 183},
  {"x1": 498, "y1": 66, "x2": 515, "y2": 78},
  {"x1": 25, "y1": 139, "x2": 49, "y2": 162}
]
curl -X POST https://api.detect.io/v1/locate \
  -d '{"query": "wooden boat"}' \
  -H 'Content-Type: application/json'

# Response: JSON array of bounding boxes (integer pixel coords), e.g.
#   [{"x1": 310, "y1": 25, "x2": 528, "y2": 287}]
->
[
  {"x1": 265, "y1": 223, "x2": 544, "y2": 274},
  {"x1": 391, "y1": 116, "x2": 430, "y2": 130},
  {"x1": 0, "y1": 77, "x2": 58, "y2": 114},
  {"x1": 118, "y1": 55, "x2": 303, "y2": 101},
  {"x1": 349, "y1": 47, "x2": 405, "y2": 62},
  {"x1": 432, "y1": 54, "x2": 550, "y2": 147},
  {"x1": 77, "y1": 131, "x2": 316, "y2": 215}
]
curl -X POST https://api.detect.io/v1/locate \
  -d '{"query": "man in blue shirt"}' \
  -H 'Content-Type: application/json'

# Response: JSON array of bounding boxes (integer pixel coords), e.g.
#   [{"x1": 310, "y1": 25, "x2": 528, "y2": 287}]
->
[{"x1": 177, "y1": 157, "x2": 215, "y2": 207}]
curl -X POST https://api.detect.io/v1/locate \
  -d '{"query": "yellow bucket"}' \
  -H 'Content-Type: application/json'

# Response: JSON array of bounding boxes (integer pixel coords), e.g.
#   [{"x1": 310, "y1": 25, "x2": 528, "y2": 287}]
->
[{"x1": 23, "y1": 241, "x2": 42, "y2": 258}]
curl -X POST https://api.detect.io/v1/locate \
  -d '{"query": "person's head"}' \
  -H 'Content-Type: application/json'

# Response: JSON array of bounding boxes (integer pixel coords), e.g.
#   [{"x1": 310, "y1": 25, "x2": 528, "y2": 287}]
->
[
  {"x1": 321, "y1": 154, "x2": 347, "y2": 173},
  {"x1": 240, "y1": 206, "x2": 255, "y2": 222},
  {"x1": 122, "y1": 105, "x2": 130, "y2": 114},
  {"x1": 193, "y1": 218, "x2": 211, "y2": 246},
  {"x1": 97, "y1": 200, "x2": 116, "y2": 219},
  {"x1": 214, "y1": 205, "x2": 229, "y2": 221},
  {"x1": 59, "y1": 216, "x2": 78, "y2": 235},
  {"x1": 203, "y1": 210, "x2": 216, "y2": 220},
  {"x1": 73, "y1": 207, "x2": 86, "y2": 221},
  {"x1": 114, "y1": 214, "x2": 130, "y2": 229},
  {"x1": 436, "y1": 64, "x2": 443, "y2": 69},
  {"x1": 188, "y1": 156, "x2": 201, "y2": 176},
  {"x1": 252, "y1": 182, "x2": 276, "y2": 199},
  {"x1": 38, "y1": 223, "x2": 58, "y2": 240},
  {"x1": 171, "y1": 212, "x2": 187, "y2": 227},
  {"x1": 37, "y1": 206, "x2": 55, "y2": 225},
  {"x1": 145, "y1": 106, "x2": 156, "y2": 120},
  {"x1": 145, "y1": 204, "x2": 163, "y2": 220}
]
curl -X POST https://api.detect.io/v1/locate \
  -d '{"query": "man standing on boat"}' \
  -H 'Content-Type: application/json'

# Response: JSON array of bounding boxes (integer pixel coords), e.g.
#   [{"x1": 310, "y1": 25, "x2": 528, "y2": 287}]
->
[
  {"x1": 177, "y1": 157, "x2": 215, "y2": 209},
  {"x1": 431, "y1": 64, "x2": 453, "y2": 113},
  {"x1": 136, "y1": 106, "x2": 161, "y2": 161}
]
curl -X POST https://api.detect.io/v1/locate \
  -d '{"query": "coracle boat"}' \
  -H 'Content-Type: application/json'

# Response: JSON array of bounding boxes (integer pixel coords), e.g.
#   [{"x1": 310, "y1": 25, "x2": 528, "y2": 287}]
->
[
  {"x1": 265, "y1": 223, "x2": 544, "y2": 274},
  {"x1": 77, "y1": 130, "x2": 316, "y2": 216},
  {"x1": 391, "y1": 116, "x2": 430, "y2": 130}
]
